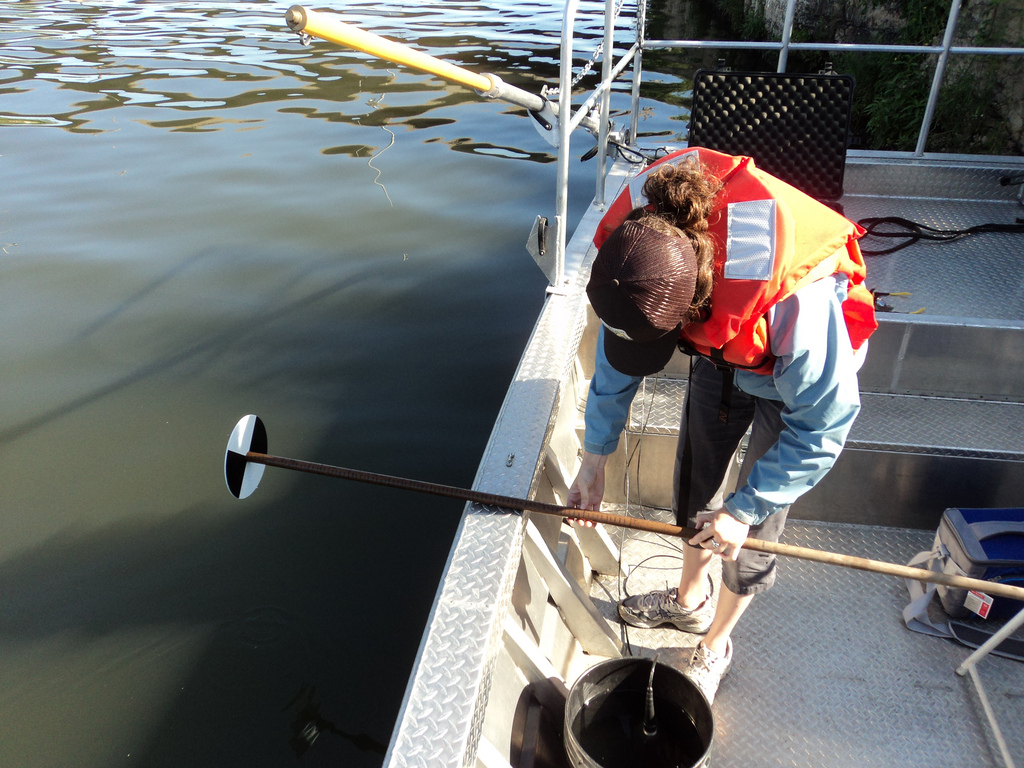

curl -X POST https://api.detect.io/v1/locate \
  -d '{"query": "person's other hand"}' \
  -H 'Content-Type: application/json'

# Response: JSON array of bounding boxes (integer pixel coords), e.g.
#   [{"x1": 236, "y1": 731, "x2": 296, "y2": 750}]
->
[
  {"x1": 566, "y1": 451, "x2": 608, "y2": 527},
  {"x1": 689, "y1": 508, "x2": 749, "y2": 560}
]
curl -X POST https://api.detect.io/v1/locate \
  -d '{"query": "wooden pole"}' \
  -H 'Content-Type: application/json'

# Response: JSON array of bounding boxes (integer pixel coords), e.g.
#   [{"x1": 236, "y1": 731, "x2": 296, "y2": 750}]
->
[{"x1": 243, "y1": 450, "x2": 1024, "y2": 603}]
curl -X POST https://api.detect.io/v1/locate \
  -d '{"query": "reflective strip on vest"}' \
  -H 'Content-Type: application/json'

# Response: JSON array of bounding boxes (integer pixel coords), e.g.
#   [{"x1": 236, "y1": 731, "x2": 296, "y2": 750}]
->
[
  {"x1": 595, "y1": 147, "x2": 878, "y2": 372},
  {"x1": 628, "y1": 173, "x2": 646, "y2": 208},
  {"x1": 725, "y1": 199, "x2": 777, "y2": 281}
]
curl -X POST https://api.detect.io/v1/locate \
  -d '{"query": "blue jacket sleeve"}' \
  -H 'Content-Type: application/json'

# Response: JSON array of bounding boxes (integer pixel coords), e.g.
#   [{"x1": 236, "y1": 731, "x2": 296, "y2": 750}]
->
[
  {"x1": 583, "y1": 326, "x2": 643, "y2": 455},
  {"x1": 724, "y1": 276, "x2": 864, "y2": 525}
]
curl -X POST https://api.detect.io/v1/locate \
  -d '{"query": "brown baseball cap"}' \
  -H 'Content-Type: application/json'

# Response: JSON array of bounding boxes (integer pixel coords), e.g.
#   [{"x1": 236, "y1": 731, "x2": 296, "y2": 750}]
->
[{"x1": 586, "y1": 220, "x2": 697, "y2": 376}]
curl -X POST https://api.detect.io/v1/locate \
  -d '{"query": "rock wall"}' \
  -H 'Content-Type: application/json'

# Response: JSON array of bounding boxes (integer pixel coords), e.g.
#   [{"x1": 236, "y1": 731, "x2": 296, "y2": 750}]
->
[
  {"x1": 755, "y1": 0, "x2": 907, "y2": 41},
  {"x1": 979, "y1": 0, "x2": 1024, "y2": 150},
  {"x1": 744, "y1": 0, "x2": 1023, "y2": 152}
]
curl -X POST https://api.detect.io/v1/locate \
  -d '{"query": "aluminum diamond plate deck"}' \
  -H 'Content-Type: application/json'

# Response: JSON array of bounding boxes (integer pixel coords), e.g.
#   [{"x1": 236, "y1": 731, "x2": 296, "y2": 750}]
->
[
  {"x1": 851, "y1": 393, "x2": 1024, "y2": 458},
  {"x1": 591, "y1": 515, "x2": 1024, "y2": 768},
  {"x1": 841, "y1": 194, "x2": 1024, "y2": 323},
  {"x1": 624, "y1": 375, "x2": 1024, "y2": 460},
  {"x1": 844, "y1": 154, "x2": 1024, "y2": 202},
  {"x1": 628, "y1": 376, "x2": 688, "y2": 435}
]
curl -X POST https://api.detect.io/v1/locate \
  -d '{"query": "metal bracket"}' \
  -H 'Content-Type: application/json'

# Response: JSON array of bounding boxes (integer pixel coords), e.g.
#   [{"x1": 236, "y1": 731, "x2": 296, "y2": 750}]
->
[
  {"x1": 526, "y1": 215, "x2": 557, "y2": 284},
  {"x1": 528, "y1": 99, "x2": 559, "y2": 148}
]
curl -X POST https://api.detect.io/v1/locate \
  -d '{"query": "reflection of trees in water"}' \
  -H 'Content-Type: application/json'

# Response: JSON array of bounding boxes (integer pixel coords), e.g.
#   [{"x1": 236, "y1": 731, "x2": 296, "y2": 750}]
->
[{"x1": 1, "y1": 0, "x2": 621, "y2": 145}]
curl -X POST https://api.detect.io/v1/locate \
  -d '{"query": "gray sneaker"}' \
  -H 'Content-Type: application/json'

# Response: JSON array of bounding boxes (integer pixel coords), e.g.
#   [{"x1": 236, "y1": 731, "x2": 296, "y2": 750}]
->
[
  {"x1": 617, "y1": 575, "x2": 715, "y2": 633},
  {"x1": 684, "y1": 639, "x2": 733, "y2": 705}
]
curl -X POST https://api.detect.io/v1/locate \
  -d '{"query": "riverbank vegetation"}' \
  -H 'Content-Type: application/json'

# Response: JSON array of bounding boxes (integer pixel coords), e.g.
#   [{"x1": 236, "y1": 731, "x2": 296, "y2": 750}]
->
[{"x1": 642, "y1": 0, "x2": 1022, "y2": 154}]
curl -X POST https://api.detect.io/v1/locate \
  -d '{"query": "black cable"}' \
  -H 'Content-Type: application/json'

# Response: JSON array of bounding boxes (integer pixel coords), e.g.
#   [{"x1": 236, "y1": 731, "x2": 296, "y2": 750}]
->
[
  {"x1": 858, "y1": 215, "x2": 1024, "y2": 256},
  {"x1": 607, "y1": 140, "x2": 672, "y2": 165},
  {"x1": 609, "y1": 140, "x2": 646, "y2": 163}
]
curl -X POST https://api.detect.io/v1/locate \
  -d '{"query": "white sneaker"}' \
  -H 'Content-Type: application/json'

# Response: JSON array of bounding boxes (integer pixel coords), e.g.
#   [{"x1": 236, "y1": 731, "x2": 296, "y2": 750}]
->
[{"x1": 684, "y1": 639, "x2": 733, "y2": 704}]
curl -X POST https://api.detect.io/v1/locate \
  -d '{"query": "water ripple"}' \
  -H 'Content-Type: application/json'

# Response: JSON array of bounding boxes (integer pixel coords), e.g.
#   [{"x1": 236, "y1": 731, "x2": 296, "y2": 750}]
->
[{"x1": 0, "y1": 0, "x2": 633, "y2": 136}]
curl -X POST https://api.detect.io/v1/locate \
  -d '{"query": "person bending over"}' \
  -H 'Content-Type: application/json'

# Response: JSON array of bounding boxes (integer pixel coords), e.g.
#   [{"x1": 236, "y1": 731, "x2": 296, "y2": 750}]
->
[{"x1": 569, "y1": 147, "x2": 876, "y2": 704}]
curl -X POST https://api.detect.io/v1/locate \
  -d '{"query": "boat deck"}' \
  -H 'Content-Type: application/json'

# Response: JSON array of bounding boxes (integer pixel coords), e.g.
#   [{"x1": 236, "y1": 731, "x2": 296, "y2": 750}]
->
[
  {"x1": 590, "y1": 511, "x2": 1024, "y2": 767},
  {"x1": 384, "y1": 152, "x2": 1024, "y2": 768},
  {"x1": 571, "y1": 155, "x2": 1024, "y2": 765}
]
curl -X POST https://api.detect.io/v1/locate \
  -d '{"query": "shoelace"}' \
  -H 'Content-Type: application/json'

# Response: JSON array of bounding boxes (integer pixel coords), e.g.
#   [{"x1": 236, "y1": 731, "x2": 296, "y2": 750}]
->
[
  {"x1": 691, "y1": 645, "x2": 716, "y2": 673},
  {"x1": 637, "y1": 589, "x2": 679, "y2": 612}
]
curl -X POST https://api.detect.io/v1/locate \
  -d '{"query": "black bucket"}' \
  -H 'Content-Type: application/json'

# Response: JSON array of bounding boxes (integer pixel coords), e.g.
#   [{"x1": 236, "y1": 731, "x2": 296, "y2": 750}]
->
[{"x1": 564, "y1": 657, "x2": 714, "y2": 768}]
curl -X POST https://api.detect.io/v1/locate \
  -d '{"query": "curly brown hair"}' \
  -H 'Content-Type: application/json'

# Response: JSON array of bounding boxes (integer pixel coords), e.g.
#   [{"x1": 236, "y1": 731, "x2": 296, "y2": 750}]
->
[{"x1": 624, "y1": 158, "x2": 721, "y2": 321}]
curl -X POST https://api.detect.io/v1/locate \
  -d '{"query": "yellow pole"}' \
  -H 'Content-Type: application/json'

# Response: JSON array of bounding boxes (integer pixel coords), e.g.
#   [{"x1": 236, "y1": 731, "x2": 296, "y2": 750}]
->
[{"x1": 286, "y1": 5, "x2": 492, "y2": 93}]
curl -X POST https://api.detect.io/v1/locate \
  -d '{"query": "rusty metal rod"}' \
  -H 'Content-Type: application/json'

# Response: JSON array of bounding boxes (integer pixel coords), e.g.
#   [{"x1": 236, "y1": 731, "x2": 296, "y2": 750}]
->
[{"x1": 244, "y1": 450, "x2": 1024, "y2": 604}]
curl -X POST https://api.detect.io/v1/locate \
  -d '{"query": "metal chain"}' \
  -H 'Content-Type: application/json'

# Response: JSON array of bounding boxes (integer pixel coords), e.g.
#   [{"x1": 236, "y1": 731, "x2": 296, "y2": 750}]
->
[{"x1": 547, "y1": 0, "x2": 633, "y2": 97}]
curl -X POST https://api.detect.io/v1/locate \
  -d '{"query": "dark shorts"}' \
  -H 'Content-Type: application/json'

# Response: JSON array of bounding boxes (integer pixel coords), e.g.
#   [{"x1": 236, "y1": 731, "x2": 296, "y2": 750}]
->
[{"x1": 673, "y1": 357, "x2": 789, "y2": 596}]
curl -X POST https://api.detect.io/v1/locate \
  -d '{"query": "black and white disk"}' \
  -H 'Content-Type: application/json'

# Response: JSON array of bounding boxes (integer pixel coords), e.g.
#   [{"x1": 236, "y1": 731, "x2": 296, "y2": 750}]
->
[{"x1": 225, "y1": 414, "x2": 268, "y2": 499}]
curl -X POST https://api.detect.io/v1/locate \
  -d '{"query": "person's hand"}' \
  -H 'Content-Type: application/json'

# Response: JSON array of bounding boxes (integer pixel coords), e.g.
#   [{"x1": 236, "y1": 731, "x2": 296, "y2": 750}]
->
[
  {"x1": 688, "y1": 508, "x2": 749, "y2": 560},
  {"x1": 566, "y1": 451, "x2": 608, "y2": 527}
]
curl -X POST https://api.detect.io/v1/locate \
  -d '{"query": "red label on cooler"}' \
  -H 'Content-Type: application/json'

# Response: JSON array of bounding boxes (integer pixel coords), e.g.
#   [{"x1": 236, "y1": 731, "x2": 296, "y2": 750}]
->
[{"x1": 965, "y1": 590, "x2": 993, "y2": 619}]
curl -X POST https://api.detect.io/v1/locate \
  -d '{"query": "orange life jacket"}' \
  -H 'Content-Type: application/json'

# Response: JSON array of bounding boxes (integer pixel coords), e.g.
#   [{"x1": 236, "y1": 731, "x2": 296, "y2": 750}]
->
[{"x1": 595, "y1": 147, "x2": 877, "y2": 374}]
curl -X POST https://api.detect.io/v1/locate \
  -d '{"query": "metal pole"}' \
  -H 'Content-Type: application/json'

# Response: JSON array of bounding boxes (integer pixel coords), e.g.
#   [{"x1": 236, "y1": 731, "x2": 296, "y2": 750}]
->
[
  {"x1": 630, "y1": 0, "x2": 646, "y2": 145},
  {"x1": 595, "y1": 0, "x2": 616, "y2": 206},
  {"x1": 777, "y1": 0, "x2": 798, "y2": 72},
  {"x1": 954, "y1": 604, "x2": 1024, "y2": 768},
  {"x1": 957, "y1": 605, "x2": 1024, "y2": 675},
  {"x1": 961, "y1": 665, "x2": 1017, "y2": 768},
  {"x1": 554, "y1": 0, "x2": 581, "y2": 287},
  {"x1": 915, "y1": 0, "x2": 963, "y2": 156}
]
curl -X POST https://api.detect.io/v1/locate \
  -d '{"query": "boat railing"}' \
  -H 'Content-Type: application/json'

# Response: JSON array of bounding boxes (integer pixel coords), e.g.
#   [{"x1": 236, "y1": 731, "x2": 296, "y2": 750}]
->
[
  {"x1": 550, "y1": 0, "x2": 639, "y2": 287},
  {"x1": 550, "y1": 0, "x2": 1024, "y2": 286}
]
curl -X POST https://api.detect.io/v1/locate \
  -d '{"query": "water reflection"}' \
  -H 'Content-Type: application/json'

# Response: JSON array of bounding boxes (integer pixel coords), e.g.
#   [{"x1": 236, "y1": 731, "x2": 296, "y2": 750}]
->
[
  {"x1": 1, "y1": 0, "x2": 621, "y2": 142},
  {"x1": 286, "y1": 684, "x2": 387, "y2": 757},
  {"x1": 0, "y1": 257, "x2": 371, "y2": 445},
  {"x1": 0, "y1": 1, "x2": 660, "y2": 766}
]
